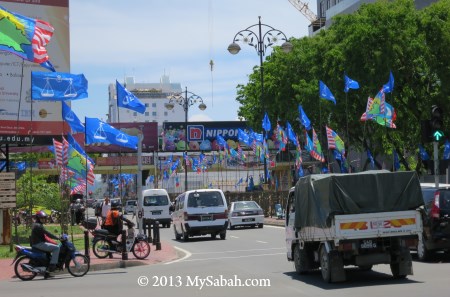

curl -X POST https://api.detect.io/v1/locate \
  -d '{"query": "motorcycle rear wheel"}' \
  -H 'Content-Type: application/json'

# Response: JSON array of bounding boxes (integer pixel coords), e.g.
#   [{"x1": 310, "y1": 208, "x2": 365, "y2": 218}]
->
[
  {"x1": 132, "y1": 240, "x2": 150, "y2": 259},
  {"x1": 14, "y1": 255, "x2": 37, "y2": 281},
  {"x1": 93, "y1": 239, "x2": 111, "y2": 258},
  {"x1": 67, "y1": 254, "x2": 90, "y2": 277}
]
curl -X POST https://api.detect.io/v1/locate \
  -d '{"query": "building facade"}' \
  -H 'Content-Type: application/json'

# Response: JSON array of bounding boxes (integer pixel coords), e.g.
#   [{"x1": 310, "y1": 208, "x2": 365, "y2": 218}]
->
[{"x1": 107, "y1": 75, "x2": 183, "y2": 126}]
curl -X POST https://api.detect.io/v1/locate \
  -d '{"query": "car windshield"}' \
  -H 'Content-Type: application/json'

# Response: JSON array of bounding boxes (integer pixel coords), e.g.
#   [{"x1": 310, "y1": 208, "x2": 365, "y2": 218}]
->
[
  {"x1": 234, "y1": 201, "x2": 259, "y2": 210},
  {"x1": 187, "y1": 191, "x2": 224, "y2": 208},
  {"x1": 143, "y1": 195, "x2": 168, "y2": 206}
]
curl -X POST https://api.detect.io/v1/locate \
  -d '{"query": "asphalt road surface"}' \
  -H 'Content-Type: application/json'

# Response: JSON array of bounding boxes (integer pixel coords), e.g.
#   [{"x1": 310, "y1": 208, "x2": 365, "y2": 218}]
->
[{"x1": 3, "y1": 222, "x2": 450, "y2": 297}]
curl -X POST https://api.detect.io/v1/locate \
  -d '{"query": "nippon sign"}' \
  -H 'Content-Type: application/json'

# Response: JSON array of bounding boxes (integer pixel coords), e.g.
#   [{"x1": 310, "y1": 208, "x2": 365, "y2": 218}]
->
[{"x1": 162, "y1": 121, "x2": 250, "y2": 152}]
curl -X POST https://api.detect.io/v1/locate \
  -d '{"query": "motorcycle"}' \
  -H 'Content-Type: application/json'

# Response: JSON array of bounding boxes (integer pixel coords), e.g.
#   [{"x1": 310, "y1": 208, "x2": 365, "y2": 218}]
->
[
  {"x1": 92, "y1": 221, "x2": 150, "y2": 259},
  {"x1": 12, "y1": 234, "x2": 90, "y2": 281}
]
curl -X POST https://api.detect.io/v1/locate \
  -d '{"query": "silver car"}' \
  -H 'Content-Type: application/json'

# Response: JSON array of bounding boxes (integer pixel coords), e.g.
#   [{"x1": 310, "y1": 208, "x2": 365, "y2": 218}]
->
[{"x1": 228, "y1": 201, "x2": 264, "y2": 229}]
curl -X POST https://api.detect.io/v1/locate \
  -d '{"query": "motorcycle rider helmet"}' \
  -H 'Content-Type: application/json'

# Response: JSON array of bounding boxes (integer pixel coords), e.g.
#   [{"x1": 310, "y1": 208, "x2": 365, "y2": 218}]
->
[
  {"x1": 35, "y1": 210, "x2": 48, "y2": 223},
  {"x1": 110, "y1": 199, "x2": 120, "y2": 210},
  {"x1": 76, "y1": 199, "x2": 81, "y2": 204}
]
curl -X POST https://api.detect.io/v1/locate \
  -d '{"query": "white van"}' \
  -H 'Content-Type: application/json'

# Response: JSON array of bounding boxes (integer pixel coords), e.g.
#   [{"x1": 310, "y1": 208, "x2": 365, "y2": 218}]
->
[
  {"x1": 172, "y1": 188, "x2": 228, "y2": 241},
  {"x1": 141, "y1": 188, "x2": 172, "y2": 228}
]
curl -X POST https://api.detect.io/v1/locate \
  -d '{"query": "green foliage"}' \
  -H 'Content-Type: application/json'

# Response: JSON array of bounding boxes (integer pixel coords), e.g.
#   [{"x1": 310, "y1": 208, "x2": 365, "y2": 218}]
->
[
  {"x1": 16, "y1": 170, "x2": 61, "y2": 211},
  {"x1": 0, "y1": 225, "x2": 85, "y2": 258},
  {"x1": 235, "y1": 0, "x2": 450, "y2": 170}
]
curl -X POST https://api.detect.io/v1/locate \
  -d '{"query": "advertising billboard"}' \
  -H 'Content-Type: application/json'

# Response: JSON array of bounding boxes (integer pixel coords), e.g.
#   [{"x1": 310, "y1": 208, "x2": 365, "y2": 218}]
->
[
  {"x1": 0, "y1": 0, "x2": 70, "y2": 145},
  {"x1": 162, "y1": 121, "x2": 250, "y2": 152}
]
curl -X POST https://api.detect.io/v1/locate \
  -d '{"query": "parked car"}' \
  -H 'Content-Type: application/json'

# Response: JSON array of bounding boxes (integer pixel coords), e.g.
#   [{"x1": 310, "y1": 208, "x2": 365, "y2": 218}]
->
[
  {"x1": 172, "y1": 189, "x2": 228, "y2": 241},
  {"x1": 124, "y1": 200, "x2": 137, "y2": 215},
  {"x1": 228, "y1": 201, "x2": 264, "y2": 229},
  {"x1": 415, "y1": 183, "x2": 450, "y2": 261}
]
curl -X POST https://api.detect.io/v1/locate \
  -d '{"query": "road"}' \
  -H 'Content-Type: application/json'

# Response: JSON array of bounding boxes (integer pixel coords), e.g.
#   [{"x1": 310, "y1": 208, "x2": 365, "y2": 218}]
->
[{"x1": 2, "y1": 223, "x2": 450, "y2": 297}]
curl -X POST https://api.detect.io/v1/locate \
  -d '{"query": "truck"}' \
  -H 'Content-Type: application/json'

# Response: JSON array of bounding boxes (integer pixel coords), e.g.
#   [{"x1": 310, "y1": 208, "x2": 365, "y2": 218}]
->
[{"x1": 285, "y1": 170, "x2": 424, "y2": 283}]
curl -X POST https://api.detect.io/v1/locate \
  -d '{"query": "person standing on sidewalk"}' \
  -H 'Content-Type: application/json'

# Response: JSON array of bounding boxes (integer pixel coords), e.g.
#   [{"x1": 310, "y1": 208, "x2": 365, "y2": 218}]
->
[{"x1": 101, "y1": 197, "x2": 111, "y2": 226}]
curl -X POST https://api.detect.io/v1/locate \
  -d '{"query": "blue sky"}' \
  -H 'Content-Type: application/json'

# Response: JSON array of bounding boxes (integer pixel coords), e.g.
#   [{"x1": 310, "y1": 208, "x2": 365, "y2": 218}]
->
[{"x1": 69, "y1": 0, "x2": 314, "y2": 122}]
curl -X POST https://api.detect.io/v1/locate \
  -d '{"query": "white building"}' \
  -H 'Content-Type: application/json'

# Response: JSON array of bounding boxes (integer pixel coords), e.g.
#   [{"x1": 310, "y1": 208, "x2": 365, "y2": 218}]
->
[{"x1": 107, "y1": 75, "x2": 183, "y2": 126}]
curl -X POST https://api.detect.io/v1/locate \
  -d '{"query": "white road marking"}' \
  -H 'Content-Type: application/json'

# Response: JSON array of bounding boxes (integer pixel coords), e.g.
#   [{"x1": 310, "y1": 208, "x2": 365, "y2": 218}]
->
[
  {"x1": 230, "y1": 235, "x2": 239, "y2": 238},
  {"x1": 164, "y1": 246, "x2": 192, "y2": 264},
  {"x1": 180, "y1": 252, "x2": 285, "y2": 262},
  {"x1": 256, "y1": 240, "x2": 268, "y2": 244}
]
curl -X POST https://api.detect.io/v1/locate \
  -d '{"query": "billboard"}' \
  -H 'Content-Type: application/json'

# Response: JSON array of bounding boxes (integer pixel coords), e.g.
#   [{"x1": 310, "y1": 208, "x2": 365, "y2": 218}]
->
[
  {"x1": 162, "y1": 121, "x2": 250, "y2": 152},
  {"x1": 0, "y1": 0, "x2": 70, "y2": 145}
]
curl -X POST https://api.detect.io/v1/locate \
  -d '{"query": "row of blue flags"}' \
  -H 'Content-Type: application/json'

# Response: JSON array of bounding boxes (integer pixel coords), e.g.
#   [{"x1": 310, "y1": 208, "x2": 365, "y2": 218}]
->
[{"x1": 29, "y1": 71, "x2": 145, "y2": 151}]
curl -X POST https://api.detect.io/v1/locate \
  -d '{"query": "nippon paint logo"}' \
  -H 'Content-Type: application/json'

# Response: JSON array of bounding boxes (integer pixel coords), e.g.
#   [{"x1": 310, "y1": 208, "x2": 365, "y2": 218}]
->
[
  {"x1": 187, "y1": 125, "x2": 204, "y2": 141},
  {"x1": 187, "y1": 125, "x2": 240, "y2": 141}
]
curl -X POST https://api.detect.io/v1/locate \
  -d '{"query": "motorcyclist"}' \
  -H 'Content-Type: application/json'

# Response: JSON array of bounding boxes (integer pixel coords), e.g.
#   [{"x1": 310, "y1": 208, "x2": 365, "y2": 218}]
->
[
  {"x1": 30, "y1": 211, "x2": 60, "y2": 272},
  {"x1": 103, "y1": 200, "x2": 133, "y2": 240}
]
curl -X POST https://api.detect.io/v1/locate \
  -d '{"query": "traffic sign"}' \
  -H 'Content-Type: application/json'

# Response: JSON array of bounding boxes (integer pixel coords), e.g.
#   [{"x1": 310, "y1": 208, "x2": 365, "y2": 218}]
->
[
  {"x1": 0, "y1": 172, "x2": 16, "y2": 209},
  {"x1": 433, "y1": 130, "x2": 444, "y2": 141}
]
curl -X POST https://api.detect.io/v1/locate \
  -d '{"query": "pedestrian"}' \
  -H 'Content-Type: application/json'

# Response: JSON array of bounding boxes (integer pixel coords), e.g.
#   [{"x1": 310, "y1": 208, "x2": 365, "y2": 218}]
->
[{"x1": 101, "y1": 197, "x2": 111, "y2": 226}]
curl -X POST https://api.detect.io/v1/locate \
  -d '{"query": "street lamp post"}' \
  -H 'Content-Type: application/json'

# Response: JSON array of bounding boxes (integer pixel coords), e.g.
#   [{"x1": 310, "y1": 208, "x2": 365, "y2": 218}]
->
[
  {"x1": 228, "y1": 16, "x2": 292, "y2": 184},
  {"x1": 165, "y1": 87, "x2": 206, "y2": 191}
]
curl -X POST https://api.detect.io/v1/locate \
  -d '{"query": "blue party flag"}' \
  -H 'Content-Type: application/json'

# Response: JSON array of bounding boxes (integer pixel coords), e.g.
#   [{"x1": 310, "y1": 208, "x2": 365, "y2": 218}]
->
[
  {"x1": 116, "y1": 80, "x2": 146, "y2": 114},
  {"x1": 319, "y1": 81, "x2": 336, "y2": 104}
]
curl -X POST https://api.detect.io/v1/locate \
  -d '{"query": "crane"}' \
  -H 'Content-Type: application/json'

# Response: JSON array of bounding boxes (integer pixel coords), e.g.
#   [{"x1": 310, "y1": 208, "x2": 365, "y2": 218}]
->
[{"x1": 288, "y1": 0, "x2": 318, "y2": 23}]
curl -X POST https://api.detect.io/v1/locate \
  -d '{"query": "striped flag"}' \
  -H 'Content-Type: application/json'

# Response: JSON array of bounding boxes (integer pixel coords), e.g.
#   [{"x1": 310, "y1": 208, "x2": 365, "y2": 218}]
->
[{"x1": 325, "y1": 126, "x2": 346, "y2": 156}]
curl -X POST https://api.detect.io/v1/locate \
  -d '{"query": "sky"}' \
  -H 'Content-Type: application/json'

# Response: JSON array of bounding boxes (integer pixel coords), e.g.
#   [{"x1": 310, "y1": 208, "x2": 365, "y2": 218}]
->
[{"x1": 69, "y1": 0, "x2": 315, "y2": 123}]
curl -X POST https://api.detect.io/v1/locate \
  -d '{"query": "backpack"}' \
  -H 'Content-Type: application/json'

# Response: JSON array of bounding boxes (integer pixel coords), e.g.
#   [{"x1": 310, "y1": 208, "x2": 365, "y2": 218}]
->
[{"x1": 95, "y1": 202, "x2": 102, "y2": 217}]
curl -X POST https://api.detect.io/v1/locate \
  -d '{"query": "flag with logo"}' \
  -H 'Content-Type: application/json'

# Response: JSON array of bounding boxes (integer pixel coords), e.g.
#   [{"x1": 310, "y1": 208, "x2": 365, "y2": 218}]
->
[
  {"x1": 32, "y1": 72, "x2": 88, "y2": 101},
  {"x1": 0, "y1": 6, "x2": 55, "y2": 70},
  {"x1": 116, "y1": 80, "x2": 146, "y2": 114}
]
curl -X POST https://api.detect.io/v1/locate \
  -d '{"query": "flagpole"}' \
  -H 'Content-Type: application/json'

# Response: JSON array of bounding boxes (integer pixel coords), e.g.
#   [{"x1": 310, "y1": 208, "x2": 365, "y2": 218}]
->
[
  {"x1": 117, "y1": 84, "x2": 123, "y2": 201},
  {"x1": 29, "y1": 64, "x2": 35, "y2": 222}
]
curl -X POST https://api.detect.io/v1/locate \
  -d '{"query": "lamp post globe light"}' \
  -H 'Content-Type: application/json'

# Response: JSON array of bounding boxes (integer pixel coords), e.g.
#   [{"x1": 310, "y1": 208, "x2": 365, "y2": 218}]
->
[
  {"x1": 165, "y1": 87, "x2": 206, "y2": 191},
  {"x1": 228, "y1": 16, "x2": 292, "y2": 184}
]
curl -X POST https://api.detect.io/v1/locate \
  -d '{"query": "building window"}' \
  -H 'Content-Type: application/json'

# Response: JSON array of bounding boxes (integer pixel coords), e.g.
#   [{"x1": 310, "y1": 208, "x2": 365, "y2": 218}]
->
[
  {"x1": 164, "y1": 111, "x2": 168, "y2": 116},
  {"x1": 133, "y1": 112, "x2": 137, "y2": 116},
  {"x1": 152, "y1": 103, "x2": 156, "y2": 108},
  {"x1": 145, "y1": 112, "x2": 149, "y2": 116},
  {"x1": 145, "y1": 103, "x2": 149, "y2": 107},
  {"x1": 152, "y1": 111, "x2": 157, "y2": 116}
]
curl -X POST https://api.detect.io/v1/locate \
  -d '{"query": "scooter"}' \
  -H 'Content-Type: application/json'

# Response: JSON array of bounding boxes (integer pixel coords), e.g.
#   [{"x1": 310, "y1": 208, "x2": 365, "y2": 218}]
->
[
  {"x1": 92, "y1": 221, "x2": 150, "y2": 259},
  {"x1": 12, "y1": 234, "x2": 90, "y2": 281}
]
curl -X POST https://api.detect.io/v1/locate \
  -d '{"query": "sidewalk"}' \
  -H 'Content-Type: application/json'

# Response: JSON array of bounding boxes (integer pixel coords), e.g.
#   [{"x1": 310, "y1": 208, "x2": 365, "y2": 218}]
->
[
  {"x1": 264, "y1": 216, "x2": 285, "y2": 227},
  {"x1": 1, "y1": 218, "x2": 283, "y2": 281},
  {"x1": 0, "y1": 239, "x2": 178, "y2": 281}
]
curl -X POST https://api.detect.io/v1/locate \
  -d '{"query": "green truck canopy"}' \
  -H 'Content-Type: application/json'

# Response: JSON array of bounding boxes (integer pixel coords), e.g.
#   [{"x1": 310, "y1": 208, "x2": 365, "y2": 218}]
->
[{"x1": 294, "y1": 170, "x2": 424, "y2": 229}]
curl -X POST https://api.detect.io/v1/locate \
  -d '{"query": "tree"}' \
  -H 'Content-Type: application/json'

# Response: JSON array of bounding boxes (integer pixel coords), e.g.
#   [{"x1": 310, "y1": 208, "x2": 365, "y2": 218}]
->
[{"x1": 235, "y1": 0, "x2": 450, "y2": 171}]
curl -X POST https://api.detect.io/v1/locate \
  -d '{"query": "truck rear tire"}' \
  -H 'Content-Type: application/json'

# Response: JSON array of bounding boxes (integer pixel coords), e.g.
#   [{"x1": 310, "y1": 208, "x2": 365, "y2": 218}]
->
[
  {"x1": 320, "y1": 246, "x2": 332, "y2": 283},
  {"x1": 293, "y1": 244, "x2": 309, "y2": 274},
  {"x1": 390, "y1": 263, "x2": 407, "y2": 279}
]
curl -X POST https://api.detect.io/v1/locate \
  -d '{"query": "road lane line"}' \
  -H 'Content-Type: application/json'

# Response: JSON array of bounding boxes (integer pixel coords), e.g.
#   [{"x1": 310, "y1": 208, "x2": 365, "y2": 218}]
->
[
  {"x1": 180, "y1": 252, "x2": 285, "y2": 262},
  {"x1": 256, "y1": 240, "x2": 268, "y2": 243},
  {"x1": 230, "y1": 235, "x2": 239, "y2": 238}
]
